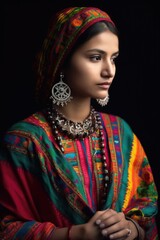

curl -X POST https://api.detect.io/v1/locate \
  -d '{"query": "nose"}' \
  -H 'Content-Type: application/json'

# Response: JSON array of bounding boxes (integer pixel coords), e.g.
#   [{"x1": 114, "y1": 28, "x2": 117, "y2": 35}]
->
[{"x1": 101, "y1": 60, "x2": 115, "y2": 79}]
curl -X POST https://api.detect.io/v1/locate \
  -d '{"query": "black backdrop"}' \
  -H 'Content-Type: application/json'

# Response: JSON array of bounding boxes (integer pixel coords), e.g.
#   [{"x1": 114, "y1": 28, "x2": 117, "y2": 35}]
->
[{"x1": 2, "y1": 0, "x2": 160, "y2": 232}]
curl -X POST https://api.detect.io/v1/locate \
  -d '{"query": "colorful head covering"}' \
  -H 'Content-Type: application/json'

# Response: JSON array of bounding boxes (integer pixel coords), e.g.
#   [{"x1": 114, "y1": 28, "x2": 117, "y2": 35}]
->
[{"x1": 35, "y1": 7, "x2": 115, "y2": 105}]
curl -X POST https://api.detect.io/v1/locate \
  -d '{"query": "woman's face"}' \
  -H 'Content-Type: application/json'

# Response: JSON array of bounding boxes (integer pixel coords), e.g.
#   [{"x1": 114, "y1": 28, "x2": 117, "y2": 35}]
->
[{"x1": 64, "y1": 30, "x2": 119, "y2": 100}]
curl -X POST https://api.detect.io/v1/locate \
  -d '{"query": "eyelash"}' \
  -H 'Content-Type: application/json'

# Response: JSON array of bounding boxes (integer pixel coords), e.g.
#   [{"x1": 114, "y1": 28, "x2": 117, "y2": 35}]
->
[
  {"x1": 89, "y1": 55, "x2": 118, "y2": 64},
  {"x1": 111, "y1": 57, "x2": 118, "y2": 64},
  {"x1": 90, "y1": 55, "x2": 102, "y2": 61}
]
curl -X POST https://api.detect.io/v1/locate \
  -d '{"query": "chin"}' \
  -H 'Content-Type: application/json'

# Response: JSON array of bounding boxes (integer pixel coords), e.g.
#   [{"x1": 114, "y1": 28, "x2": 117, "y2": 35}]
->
[
  {"x1": 92, "y1": 91, "x2": 109, "y2": 100},
  {"x1": 96, "y1": 94, "x2": 108, "y2": 99}
]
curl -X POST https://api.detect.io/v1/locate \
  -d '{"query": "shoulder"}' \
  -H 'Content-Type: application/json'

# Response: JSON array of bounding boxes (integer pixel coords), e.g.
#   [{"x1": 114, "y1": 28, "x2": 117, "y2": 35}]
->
[
  {"x1": 100, "y1": 112, "x2": 133, "y2": 133},
  {"x1": 100, "y1": 112, "x2": 145, "y2": 154},
  {"x1": 3, "y1": 110, "x2": 50, "y2": 143}
]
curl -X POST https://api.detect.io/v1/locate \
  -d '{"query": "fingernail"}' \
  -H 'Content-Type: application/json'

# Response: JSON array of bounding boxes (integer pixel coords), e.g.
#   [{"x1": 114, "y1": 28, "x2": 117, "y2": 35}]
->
[
  {"x1": 101, "y1": 229, "x2": 108, "y2": 236},
  {"x1": 95, "y1": 219, "x2": 101, "y2": 225},
  {"x1": 99, "y1": 223, "x2": 105, "y2": 228},
  {"x1": 109, "y1": 235, "x2": 114, "y2": 239}
]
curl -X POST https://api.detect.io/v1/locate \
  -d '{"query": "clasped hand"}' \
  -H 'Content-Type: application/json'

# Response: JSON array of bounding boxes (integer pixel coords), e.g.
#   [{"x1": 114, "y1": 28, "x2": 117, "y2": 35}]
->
[{"x1": 85, "y1": 209, "x2": 132, "y2": 240}]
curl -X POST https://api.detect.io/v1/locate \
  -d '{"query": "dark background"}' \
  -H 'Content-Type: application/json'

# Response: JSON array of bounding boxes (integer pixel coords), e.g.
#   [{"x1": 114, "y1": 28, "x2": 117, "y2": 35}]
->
[{"x1": 2, "y1": 0, "x2": 160, "y2": 232}]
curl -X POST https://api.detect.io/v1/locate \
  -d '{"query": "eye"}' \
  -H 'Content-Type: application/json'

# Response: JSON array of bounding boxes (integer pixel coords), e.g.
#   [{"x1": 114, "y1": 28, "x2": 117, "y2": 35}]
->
[
  {"x1": 111, "y1": 55, "x2": 119, "y2": 64},
  {"x1": 90, "y1": 55, "x2": 102, "y2": 62}
]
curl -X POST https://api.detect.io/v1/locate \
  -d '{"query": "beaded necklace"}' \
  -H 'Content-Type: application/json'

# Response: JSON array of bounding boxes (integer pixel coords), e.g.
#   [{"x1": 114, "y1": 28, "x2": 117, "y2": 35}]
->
[{"x1": 47, "y1": 105, "x2": 110, "y2": 203}]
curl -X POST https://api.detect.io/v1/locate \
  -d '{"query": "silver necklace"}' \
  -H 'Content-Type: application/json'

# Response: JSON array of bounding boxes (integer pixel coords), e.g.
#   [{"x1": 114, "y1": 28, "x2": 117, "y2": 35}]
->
[{"x1": 48, "y1": 106, "x2": 99, "y2": 139}]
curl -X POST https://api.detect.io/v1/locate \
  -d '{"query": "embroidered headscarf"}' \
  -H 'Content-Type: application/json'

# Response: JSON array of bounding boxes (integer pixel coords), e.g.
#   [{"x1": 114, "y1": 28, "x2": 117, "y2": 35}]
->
[{"x1": 35, "y1": 7, "x2": 115, "y2": 105}]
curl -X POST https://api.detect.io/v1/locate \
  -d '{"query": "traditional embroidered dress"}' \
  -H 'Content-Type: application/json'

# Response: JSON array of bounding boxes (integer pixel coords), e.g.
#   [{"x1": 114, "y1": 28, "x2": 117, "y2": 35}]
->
[{"x1": 0, "y1": 111, "x2": 158, "y2": 239}]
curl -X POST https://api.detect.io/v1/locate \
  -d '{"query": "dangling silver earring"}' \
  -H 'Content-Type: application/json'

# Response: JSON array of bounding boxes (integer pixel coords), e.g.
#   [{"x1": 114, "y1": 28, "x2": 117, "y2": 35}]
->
[
  {"x1": 96, "y1": 94, "x2": 109, "y2": 107},
  {"x1": 51, "y1": 72, "x2": 73, "y2": 107}
]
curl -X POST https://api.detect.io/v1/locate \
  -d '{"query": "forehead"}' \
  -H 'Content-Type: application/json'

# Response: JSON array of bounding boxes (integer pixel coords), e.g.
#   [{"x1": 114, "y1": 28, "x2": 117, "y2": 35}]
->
[{"x1": 76, "y1": 31, "x2": 119, "y2": 53}]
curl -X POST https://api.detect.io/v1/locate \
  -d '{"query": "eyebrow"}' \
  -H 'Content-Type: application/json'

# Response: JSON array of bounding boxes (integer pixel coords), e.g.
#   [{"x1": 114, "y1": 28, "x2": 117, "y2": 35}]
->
[{"x1": 86, "y1": 49, "x2": 119, "y2": 56}]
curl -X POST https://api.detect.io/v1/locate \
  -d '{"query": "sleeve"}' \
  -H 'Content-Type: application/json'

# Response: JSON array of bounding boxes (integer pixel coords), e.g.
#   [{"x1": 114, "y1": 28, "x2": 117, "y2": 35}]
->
[
  {"x1": 0, "y1": 131, "x2": 57, "y2": 240},
  {"x1": 119, "y1": 118, "x2": 159, "y2": 240}
]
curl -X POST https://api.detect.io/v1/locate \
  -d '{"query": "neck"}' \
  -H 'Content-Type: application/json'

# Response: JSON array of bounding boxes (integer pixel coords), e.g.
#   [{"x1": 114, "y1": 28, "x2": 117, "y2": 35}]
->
[{"x1": 55, "y1": 100, "x2": 91, "y2": 122}]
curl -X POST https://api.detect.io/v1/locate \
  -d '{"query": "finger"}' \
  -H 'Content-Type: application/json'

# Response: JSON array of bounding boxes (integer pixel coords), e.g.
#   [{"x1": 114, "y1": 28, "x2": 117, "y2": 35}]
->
[
  {"x1": 101, "y1": 221, "x2": 124, "y2": 237},
  {"x1": 95, "y1": 209, "x2": 111, "y2": 225},
  {"x1": 95, "y1": 209, "x2": 117, "y2": 225},
  {"x1": 99, "y1": 212, "x2": 125, "y2": 228},
  {"x1": 101, "y1": 228, "x2": 131, "y2": 239},
  {"x1": 90, "y1": 210, "x2": 109, "y2": 225}
]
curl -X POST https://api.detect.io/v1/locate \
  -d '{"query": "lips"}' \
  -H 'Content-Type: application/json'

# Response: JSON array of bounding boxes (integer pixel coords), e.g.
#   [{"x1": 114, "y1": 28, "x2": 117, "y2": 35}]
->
[{"x1": 97, "y1": 83, "x2": 110, "y2": 89}]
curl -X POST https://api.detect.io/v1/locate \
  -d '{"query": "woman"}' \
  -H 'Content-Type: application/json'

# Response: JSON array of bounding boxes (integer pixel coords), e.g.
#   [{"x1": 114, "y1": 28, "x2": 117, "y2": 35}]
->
[{"x1": 0, "y1": 6, "x2": 158, "y2": 240}]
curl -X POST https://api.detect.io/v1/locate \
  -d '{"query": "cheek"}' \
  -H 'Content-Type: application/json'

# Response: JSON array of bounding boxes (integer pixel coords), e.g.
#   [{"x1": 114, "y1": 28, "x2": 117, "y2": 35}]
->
[
  {"x1": 66, "y1": 61, "x2": 91, "y2": 85},
  {"x1": 72, "y1": 57, "x2": 99, "y2": 77}
]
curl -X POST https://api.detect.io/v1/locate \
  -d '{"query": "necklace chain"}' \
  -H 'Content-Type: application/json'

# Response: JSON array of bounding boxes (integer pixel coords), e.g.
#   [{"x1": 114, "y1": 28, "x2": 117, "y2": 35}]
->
[
  {"x1": 51, "y1": 106, "x2": 99, "y2": 139},
  {"x1": 47, "y1": 105, "x2": 110, "y2": 204}
]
